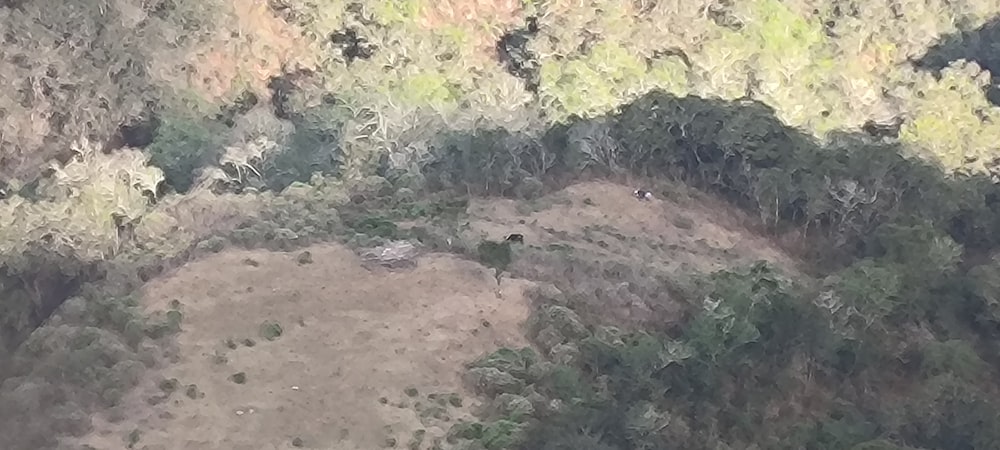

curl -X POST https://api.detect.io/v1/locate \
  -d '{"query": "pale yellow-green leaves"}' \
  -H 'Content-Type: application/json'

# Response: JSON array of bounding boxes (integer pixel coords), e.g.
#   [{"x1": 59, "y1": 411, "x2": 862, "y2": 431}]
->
[
  {"x1": 539, "y1": 41, "x2": 651, "y2": 121},
  {"x1": 898, "y1": 61, "x2": 1000, "y2": 175},
  {"x1": 0, "y1": 138, "x2": 164, "y2": 260}
]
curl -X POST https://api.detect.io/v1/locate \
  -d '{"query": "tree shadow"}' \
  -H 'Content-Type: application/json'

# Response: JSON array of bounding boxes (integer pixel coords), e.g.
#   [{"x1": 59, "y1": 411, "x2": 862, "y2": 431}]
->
[
  {"x1": 912, "y1": 14, "x2": 1000, "y2": 106},
  {"x1": 5, "y1": 87, "x2": 1000, "y2": 449},
  {"x1": 425, "y1": 90, "x2": 1000, "y2": 265}
]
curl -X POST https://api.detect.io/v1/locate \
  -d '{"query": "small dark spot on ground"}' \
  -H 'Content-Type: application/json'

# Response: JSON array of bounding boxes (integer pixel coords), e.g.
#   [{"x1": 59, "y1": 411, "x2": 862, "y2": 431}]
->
[
  {"x1": 296, "y1": 251, "x2": 313, "y2": 264},
  {"x1": 229, "y1": 372, "x2": 247, "y2": 384}
]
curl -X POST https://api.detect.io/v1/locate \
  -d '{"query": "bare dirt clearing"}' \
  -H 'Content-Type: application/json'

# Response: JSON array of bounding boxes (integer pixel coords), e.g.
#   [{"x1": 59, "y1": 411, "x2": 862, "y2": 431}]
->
[
  {"x1": 466, "y1": 180, "x2": 801, "y2": 276},
  {"x1": 73, "y1": 245, "x2": 533, "y2": 450},
  {"x1": 71, "y1": 181, "x2": 801, "y2": 449}
]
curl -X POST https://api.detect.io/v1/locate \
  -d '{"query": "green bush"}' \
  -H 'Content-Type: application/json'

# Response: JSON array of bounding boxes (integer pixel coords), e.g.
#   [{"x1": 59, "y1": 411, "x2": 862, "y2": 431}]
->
[
  {"x1": 261, "y1": 115, "x2": 343, "y2": 192},
  {"x1": 897, "y1": 374, "x2": 1000, "y2": 449},
  {"x1": 918, "y1": 339, "x2": 986, "y2": 381},
  {"x1": 541, "y1": 365, "x2": 588, "y2": 402},
  {"x1": 470, "y1": 348, "x2": 538, "y2": 381},
  {"x1": 477, "y1": 240, "x2": 513, "y2": 278},
  {"x1": 423, "y1": 128, "x2": 556, "y2": 197},
  {"x1": 145, "y1": 114, "x2": 227, "y2": 193},
  {"x1": 480, "y1": 419, "x2": 525, "y2": 450}
]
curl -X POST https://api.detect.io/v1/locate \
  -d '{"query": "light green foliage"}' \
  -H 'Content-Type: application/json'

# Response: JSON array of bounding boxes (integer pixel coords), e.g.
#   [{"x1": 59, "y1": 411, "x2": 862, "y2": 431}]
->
[
  {"x1": 898, "y1": 61, "x2": 1000, "y2": 174},
  {"x1": 530, "y1": 0, "x2": 697, "y2": 121},
  {"x1": 371, "y1": 0, "x2": 423, "y2": 26},
  {"x1": 0, "y1": 138, "x2": 163, "y2": 261},
  {"x1": 696, "y1": 0, "x2": 837, "y2": 130},
  {"x1": 538, "y1": 41, "x2": 652, "y2": 121},
  {"x1": 390, "y1": 72, "x2": 460, "y2": 110},
  {"x1": 645, "y1": 56, "x2": 693, "y2": 96}
]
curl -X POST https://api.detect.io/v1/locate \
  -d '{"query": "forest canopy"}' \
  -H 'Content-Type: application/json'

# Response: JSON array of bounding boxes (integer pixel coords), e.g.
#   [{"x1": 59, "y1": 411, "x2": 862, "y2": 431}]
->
[{"x1": 3, "y1": 0, "x2": 1000, "y2": 449}]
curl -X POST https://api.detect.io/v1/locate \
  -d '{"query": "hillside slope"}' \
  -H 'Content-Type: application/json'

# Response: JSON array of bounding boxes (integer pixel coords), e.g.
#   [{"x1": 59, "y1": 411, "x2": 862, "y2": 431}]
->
[{"x1": 69, "y1": 181, "x2": 797, "y2": 450}]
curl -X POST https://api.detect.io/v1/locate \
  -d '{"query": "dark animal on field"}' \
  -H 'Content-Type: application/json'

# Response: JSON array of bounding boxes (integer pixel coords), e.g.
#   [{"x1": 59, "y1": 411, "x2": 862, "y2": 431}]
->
[
  {"x1": 505, "y1": 233, "x2": 524, "y2": 243},
  {"x1": 633, "y1": 189, "x2": 653, "y2": 201}
]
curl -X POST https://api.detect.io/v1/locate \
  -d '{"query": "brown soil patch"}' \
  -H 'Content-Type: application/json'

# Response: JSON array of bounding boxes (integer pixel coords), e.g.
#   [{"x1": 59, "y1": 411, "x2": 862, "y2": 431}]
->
[
  {"x1": 466, "y1": 180, "x2": 801, "y2": 276},
  {"x1": 70, "y1": 180, "x2": 804, "y2": 449},
  {"x1": 70, "y1": 245, "x2": 532, "y2": 450}
]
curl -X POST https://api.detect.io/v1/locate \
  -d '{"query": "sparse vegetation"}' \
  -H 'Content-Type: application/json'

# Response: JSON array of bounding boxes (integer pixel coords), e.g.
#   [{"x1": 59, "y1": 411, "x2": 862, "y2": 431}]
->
[{"x1": 4, "y1": 0, "x2": 1000, "y2": 449}]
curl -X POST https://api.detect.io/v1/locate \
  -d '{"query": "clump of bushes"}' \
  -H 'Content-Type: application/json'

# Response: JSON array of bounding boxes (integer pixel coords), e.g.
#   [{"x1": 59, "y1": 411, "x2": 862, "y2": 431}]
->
[{"x1": 465, "y1": 254, "x2": 1000, "y2": 449}]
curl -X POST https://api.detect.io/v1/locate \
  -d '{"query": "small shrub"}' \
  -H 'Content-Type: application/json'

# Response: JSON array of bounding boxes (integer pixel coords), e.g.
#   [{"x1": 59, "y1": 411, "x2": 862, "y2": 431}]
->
[
  {"x1": 515, "y1": 177, "x2": 545, "y2": 199},
  {"x1": 195, "y1": 236, "x2": 228, "y2": 253},
  {"x1": 448, "y1": 421, "x2": 485, "y2": 443},
  {"x1": 478, "y1": 240, "x2": 513, "y2": 276},
  {"x1": 229, "y1": 372, "x2": 247, "y2": 384},
  {"x1": 464, "y1": 368, "x2": 525, "y2": 397},
  {"x1": 480, "y1": 419, "x2": 524, "y2": 450},
  {"x1": 126, "y1": 428, "x2": 141, "y2": 448},
  {"x1": 543, "y1": 365, "x2": 588, "y2": 402},
  {"x1": 408, "y1": 429, "x2": 426, "y2": 450},
  {"x1": 259, "y1": 320, "x2": 283, "y2": 341},
  {"x1": 145, "y1": 114, "x2": 227, "y2": 194},
  {"x1": 157, "y1": 378, "x2": 179, "y2": 394},
  {"x1": 144, "y1": 311, "x2": 182, "y2": 339},
  {"x1": 165, "y1": 310, "x2": 183, "y2": 328},
  {"x1": 469, "y1": 347, "x2": 537, "y2": 380},
  {"x1": 348, "y1": 216, "x2": 399, "y2": 238},
  {"x1": 185, "y1": 384, "x2": 202, "y2": 399}
]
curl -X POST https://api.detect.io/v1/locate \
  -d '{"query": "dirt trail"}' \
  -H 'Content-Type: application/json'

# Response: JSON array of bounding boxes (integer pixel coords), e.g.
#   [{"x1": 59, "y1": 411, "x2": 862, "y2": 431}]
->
[
  {"x1": 71, "y1": 181, "x2": 800, "y2": 450},
  {"x1": 73, "y1": 245, "x2": 532, "y2": 450}
]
